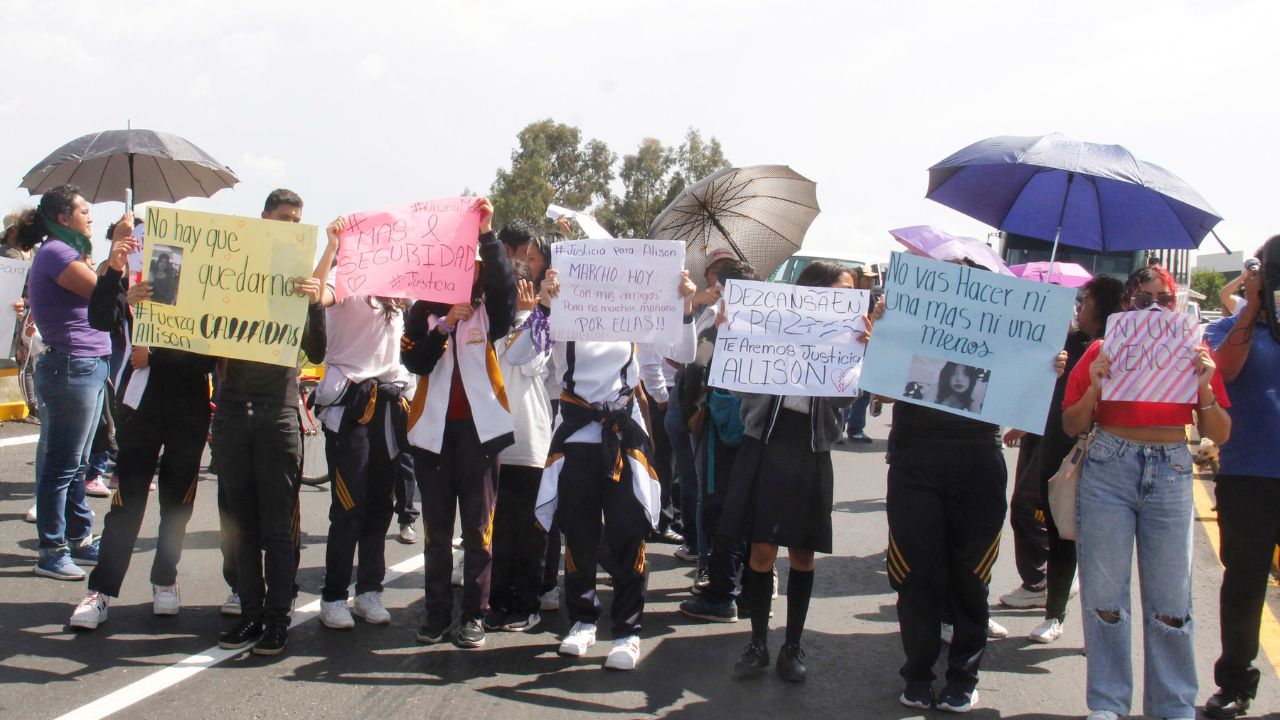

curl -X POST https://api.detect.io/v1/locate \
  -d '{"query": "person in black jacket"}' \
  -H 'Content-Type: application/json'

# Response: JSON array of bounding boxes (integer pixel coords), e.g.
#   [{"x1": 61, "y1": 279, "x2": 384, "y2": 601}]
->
[{"x1": 66, "y1": 229, "x2": 217, "y2": 630}]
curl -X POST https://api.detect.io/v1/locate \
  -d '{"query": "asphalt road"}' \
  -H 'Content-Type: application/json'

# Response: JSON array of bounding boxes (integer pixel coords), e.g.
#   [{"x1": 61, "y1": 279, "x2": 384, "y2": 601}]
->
[{"x1": 1, "y1": 414, "x2": 1277, "y2": 720}]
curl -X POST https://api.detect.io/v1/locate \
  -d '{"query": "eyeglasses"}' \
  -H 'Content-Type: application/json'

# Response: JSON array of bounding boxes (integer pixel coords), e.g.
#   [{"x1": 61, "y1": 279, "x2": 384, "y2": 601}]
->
[{"x1": 1131, "y1": 290, "x2": 1175, "y2": 310}]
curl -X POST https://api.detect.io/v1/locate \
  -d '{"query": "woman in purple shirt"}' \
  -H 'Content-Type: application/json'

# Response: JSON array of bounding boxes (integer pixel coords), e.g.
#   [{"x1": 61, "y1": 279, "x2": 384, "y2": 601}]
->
[{"x1": 14, "y1": 184, "x2": 132, "y2": 580}]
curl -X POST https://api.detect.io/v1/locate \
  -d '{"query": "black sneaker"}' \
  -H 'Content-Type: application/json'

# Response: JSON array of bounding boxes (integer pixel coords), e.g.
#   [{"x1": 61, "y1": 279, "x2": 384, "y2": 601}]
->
[
  {"x1": 483, "y1": 610, "x2": 511, "y2": 631},
  {"x1": 1205, "y1": 688, "x2": 1251, "y2": 719},
  {"x1": 416, "y1": 615, "x2": 452, "y2": 644},
  {"x1": 937, "y1": 685, "x2": 979, "y2": 713},
  {"x1": 775, "y1": 642, "x2": 806, "y2": 683},
  {"x1": 252, "y1": 622, "x2": 288, "y2": 656},
  {"x1": 218, "y1": 619, "x2": 263, "y2": 649},
  {"x1": 679, "y1": 596, "x2": 737, "y2": 623},
  {"x1": 734, "y1": 639, "x2": 769, "y2": 677},
  {"x1": 899, "y1": 682, "x2": 935, "y2": 710},
  {"x1": 455, "y1": 616, "x2": 486, "y2": 648}
]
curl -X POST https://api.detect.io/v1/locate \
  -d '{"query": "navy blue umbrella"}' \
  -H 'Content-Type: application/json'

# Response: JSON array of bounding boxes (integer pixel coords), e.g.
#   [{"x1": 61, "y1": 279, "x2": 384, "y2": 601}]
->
[{"x1": 926, "y1": 133, "x2": 1225, "y2": 261}]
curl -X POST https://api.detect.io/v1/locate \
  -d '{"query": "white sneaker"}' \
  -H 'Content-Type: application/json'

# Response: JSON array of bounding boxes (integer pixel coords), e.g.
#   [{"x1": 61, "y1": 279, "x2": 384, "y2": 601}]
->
[
  {"x1": 987, "y1": 618, "x2": 1008, "y2": 639},
  {"x1": 558, "y1": 621, "x2": 597, "y2": 656},
  {"x1": 539, "y1": 588, "x2": 560, "y2": 611},
  {"x1": 23, "y1": 504, "x2": 36, "y2": 523},
  {"x1": 998, "y1": 585, "x2": 1047, "y2": 608},
  {"x1": 604, "y1": 635, "x2": 640, "y2": 670},
  {"x1": 221, "y1": 593, "x2": 241, "y2": 617},
  {"x1": 398, "y1": 523, "x2": 418, "y2": 544},
  {"x1": 320, "y1": 599, "x2": 355, "y2": 629},
  {"x1": 451, "y1": 555, "x2": 465, "y2": 588},
  {"x1": 152, "y1": 584, "x2": 180, "y2": 616},
  {"x1": 70, "y1": 591, "x2": 109, "y2": 630},
  {"x1": 1029, "y1": 618, "x2": 1064, "y2": 644},
  {"x1": 352, "y1": 591, "x2": 391, "y2": 625},
  {"x1": 941, "y1": 622, "x2": 954, "y2": 644}
]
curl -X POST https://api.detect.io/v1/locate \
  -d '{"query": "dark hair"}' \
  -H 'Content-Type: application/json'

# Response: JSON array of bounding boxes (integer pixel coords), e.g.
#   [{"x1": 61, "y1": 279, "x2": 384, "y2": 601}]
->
[
  {"x1": 512, "y1": 259, "x2": 532, "y2": 283},
  {"x1": 525, "y1": 231, "x2": 561, "y2": 285},
  {"x1": 498, "y1": 219, "x2": 538, "y2": 250},
  {"x1": 263, "y1": 188, "x2": 303, "y2": 213},
  {"x1": 1080, "y1": 274, "x2": 1124, "y2": 337},
  {"x1": 13, "y1": 184, "x2": 82, "y2": 251},
  {"x1": 795, "y1": 260, "x2": 853, "y2": 288},
  {"x1": 1121, "y1": 265, "x2": 1178, "y2": 307},
  {"x1": 716, "y1": 259, "x2": 757, "y2": 284},
  {"x1": 105, "y1": 221, "x2": 118, "y2": 240},
  {"x1": 936, "y1": 362, "x2": 980, "y2": 410}
]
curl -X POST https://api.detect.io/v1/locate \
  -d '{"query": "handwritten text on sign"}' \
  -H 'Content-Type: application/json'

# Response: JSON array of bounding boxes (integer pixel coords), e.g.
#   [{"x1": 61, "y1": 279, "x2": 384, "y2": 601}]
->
[
  {"x1": 335, "y1": 197, "x2": 481, "y2": 304},
  {"x1": 708, "y1": 280, "x2": 869, "y2": 396},
  {"x1": 0, "y1": 257, "x2": 30, "y2": 358},
  {"x1": 550, "y1": 239, "x2": 685, "y2": 344},
  {"x1": 133, "y1": 206, "x2": 317, "y2": 367},
  {"x1": 859, "y1": 252, "x2": 1076, "y2": 433},
  {"x1": 1101, "y1": 310, "x2": 1202, "y2": 403}
]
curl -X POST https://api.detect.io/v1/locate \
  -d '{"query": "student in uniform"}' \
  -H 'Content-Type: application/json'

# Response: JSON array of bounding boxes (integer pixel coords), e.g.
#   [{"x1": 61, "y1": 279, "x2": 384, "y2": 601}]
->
[
  {"x1": 316, "y1": 214, "x2": 413, "y2": 630},
  {"x1": 67, "y1": 230, "x2": 217, "y2": 629},
  {"x1": 718, "y1": 261, "x2": 856, "y2": 683},
  {"x1": 215, "y1": 189, "x2": 334, "y2": 657},
  {"x1": 400, "y1": 197, "x2": 516, "y2": 650},
  {"x1": 534, "y1": 265, "x2": 697, "y2": 670}
]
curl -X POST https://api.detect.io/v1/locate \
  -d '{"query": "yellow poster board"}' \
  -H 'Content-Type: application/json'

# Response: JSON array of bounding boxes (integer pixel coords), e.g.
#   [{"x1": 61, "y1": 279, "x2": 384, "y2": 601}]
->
[{"x1": 131, "y1": 206, "x2": 318, "y2": 367}]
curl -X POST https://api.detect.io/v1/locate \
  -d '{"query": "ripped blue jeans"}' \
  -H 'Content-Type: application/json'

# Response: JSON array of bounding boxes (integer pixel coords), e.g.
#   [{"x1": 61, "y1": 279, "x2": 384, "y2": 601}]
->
[{"x1": 1076, "y1": 429, "x2": 1196, "y2": 718}]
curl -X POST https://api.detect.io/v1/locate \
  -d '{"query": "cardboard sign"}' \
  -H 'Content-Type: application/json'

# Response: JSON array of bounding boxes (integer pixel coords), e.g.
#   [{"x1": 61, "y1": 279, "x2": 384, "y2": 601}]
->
[
  {"x1": 132, "y1": 206, "x2": 317, "y2": 367},
  {"x1": 1101, "y1": 310, "x2": 1202, "y2": 403},
  {"x1": 0, "y1": 257, "x2": 30, "y2": 358},
  {"x1": 550, "y1": 239, "x2": 686, "y2": 344},
  {"x1": 708, "y1": 279, "x2": 869, "y2": 396},
  {"x1": 334, "y1": 197, "x2": 482, "y2": 304},
  {"x1": 859, "y1": 251, "x2": 1076, "y2": 433}
]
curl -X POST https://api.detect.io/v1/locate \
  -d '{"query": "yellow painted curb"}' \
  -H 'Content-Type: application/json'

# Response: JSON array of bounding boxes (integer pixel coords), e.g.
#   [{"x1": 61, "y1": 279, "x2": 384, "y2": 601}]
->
[{"x1": 1192, "y1": 477, "x2": 1280, "y2": 681}]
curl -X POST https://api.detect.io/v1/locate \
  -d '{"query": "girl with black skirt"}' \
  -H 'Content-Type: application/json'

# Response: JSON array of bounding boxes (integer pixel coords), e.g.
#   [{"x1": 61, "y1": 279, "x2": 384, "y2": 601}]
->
[{"x1": 720, "y1": 261, "x2": 857, "y2": 683}]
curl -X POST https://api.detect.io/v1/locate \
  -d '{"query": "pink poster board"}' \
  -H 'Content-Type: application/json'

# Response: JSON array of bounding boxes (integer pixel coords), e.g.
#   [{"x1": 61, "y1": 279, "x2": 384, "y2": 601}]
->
[
  {"x1": 334, "y1": 197, "x2": 482, "y2": 304},
  {"x1": 1101, "y1": 310, "x2": 1202, "y2": 404}
]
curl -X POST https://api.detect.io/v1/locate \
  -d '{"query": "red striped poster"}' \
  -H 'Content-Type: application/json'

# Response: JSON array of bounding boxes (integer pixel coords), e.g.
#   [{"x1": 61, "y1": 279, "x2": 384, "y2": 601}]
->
[{"x1": 1100, "y1": 310, "x2": 1202, "y2": 404}]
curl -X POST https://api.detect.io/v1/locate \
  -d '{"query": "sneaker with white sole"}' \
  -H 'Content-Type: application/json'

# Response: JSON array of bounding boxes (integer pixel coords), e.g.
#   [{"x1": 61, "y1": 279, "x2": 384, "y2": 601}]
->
[
  {"x1": 558, "y1": 621, "x2": 597, "y2": 656},
  {"x1": 84, "y1": 477, "x2": 111, "y2": 498},
  {"x1": 937, "y1": 686, "x2": 979, "y2": 713},
  {"x1": 221, "y1": 593, "x2": 241, "y2": 617},
  {"x1": 398, "y1": 523, "x2": 418, "y2": 544},
  {"x1": 604, "y1": 635, "x2": 640, "y2": 670},
  {"x1": 503, "y1": 612, "x2": 541, "y2": 632},
  {"x1": 987, "y1": 618, "x2": 1008, "y2": 639},
  {"x1": 152, "y1": 584, "x2": 180, "y2": 616},
  {"x1": 539, "y1": 588, "x2": 560, "y2": 611},
  {"x1": 998, "y1": 585, "x2": 1047, "y2": 608},
  {"x1": 320, "y1": 599, "x2": 355, "y2": 629},
  {"x1": 24, "y1": 504, "x2": 37, "y2": 523},
  {"x1": 70, "y1": 591, "x2": 110, "y2": 629},
  {"x1": 35, "y1": 551, "x2": 87, "y2": 580},
  {"x1": 352, "y1": 591, "x2": 391, "y2": 625},
  {"x1": 1028, "y1": 618, "x2": 1064, "y2": 644}
]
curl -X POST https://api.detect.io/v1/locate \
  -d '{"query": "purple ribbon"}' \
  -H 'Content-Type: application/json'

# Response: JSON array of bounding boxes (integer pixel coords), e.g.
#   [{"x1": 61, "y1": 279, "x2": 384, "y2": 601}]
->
[{"x1": 521, "y1": 307, "x2": 553, "y2": 354}]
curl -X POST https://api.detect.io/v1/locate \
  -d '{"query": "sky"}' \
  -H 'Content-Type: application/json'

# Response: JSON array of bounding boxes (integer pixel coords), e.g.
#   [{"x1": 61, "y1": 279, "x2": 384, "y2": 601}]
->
[{"x1": 2, "y1": 0, "x2": 1276, "y2": 267}]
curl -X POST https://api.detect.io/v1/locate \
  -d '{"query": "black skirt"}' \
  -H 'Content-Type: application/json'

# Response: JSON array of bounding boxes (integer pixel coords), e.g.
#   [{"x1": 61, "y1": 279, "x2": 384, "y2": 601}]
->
[{"x1": 719, "y1": 409, "x2": 834, "y2": 553}]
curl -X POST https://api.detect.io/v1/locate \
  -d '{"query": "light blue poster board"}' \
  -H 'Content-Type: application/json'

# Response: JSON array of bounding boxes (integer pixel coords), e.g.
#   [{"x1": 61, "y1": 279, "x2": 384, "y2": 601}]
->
[{"x1": 859, "y1": 251, "x2": 1077, "y2": 433}]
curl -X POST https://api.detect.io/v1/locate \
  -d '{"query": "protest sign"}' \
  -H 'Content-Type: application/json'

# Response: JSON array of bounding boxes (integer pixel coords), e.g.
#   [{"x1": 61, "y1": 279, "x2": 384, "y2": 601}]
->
[
  {"x1": 547, "y1": 203, "x2": 612, "y2": 239},
  {"x1": 707, "y1": 279, "x2": 869, "y2": 396},
  {"x1": 859, "y1": 251, "x2": 1076, "y2": 433},
  {"x1": 550, "y1": 239, "x2": 685, "y2": 344},
  {"x1": 1101, "y1": 310, "x2": 1202, "y2": 403},
  {"x1": 334, "y1": 197, "x2": 482, "y2": 304},
  {"x1": 132, "y1": 206, "x2": 317, "y2": 367},
  {"x1": 0, "y1": 257, "x2": 29, "y2": 358}
]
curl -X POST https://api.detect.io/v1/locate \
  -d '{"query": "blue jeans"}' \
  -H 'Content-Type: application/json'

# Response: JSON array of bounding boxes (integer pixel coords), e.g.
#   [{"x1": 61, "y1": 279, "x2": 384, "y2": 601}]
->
[
  {"x1": 1076, "y1": 429, "x2": 1196, "y2": 718},
  {"x1": 35, "y1": 350, "x2": 108, "y2": 552},
  {"x1": 844, "y1": 391, "x2": 871, "y2": 435}
]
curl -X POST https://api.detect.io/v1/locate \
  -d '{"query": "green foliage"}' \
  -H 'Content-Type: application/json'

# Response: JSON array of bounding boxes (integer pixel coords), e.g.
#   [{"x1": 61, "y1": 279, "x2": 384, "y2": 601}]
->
[
  {"x1": 489, "y1": 123, "x2": 729, "y2": 238},
  {"x1": 1191, "y1": 268, "x2": 1225, "y2": 311}
]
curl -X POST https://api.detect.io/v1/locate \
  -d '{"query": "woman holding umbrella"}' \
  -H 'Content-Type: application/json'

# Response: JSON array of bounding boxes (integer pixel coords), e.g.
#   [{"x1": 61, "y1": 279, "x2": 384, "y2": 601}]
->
[
  {"x1": 13, "y1": 184, "x2": 131, "y2": 579},
  {"x1": 1062, "y1": 265, "x2": 1231, "y2": 720}
]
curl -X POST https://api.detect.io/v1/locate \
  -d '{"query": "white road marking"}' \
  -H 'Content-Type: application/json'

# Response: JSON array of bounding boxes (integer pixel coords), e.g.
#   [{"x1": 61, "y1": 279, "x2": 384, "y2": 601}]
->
[
  {"x1": 55, "y1": 550, "x2": 429, "y2": 720},
  {"x1": 0, "y1": 433, "x2": 39, "y2": 448}
]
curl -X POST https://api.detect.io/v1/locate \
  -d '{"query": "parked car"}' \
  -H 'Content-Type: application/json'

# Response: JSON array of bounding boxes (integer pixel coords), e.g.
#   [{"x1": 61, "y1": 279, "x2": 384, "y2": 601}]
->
[{"x1": 769, "y1": 253, "x2": 868, "y2": 284}]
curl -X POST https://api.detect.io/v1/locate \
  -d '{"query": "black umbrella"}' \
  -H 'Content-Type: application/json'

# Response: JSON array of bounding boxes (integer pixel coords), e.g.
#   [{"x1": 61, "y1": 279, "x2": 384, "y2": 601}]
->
[{"x1": 20, "y1": 128, "x2": 238, "y2": 204}]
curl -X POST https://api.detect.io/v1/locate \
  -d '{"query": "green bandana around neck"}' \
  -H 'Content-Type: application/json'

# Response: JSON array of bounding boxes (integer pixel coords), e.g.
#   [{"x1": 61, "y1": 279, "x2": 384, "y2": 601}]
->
[{"x1": 43, "y1": 216, "x2": 93, "y2": 258}]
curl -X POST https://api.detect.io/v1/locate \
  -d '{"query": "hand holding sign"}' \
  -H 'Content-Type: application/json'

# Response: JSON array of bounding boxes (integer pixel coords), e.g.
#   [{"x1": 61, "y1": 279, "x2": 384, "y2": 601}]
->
[{"x1": 549, "y1": 239, "x2": 686, "y2": 344}]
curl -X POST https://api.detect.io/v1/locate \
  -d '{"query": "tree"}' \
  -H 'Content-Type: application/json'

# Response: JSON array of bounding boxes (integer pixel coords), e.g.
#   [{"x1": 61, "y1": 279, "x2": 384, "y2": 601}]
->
[
  {"x1": 665, "y1": 128, "x2": 730, "y2": 205},
  {"x1": 488, "y1": 119, "x2": 616, "y2": 229},
  {"x1": 598, "y1": 138, "x2": 674, "y2": 238},
  {"x1": 1191, "y1": 268, "x2": 1225, "y2": 311}
]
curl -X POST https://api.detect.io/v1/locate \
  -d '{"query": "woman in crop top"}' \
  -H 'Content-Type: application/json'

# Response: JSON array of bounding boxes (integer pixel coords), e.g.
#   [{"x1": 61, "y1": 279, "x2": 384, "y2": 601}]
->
[{"x1": 1062, "y1": 265, "x2": 1230, "y2": 720}]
